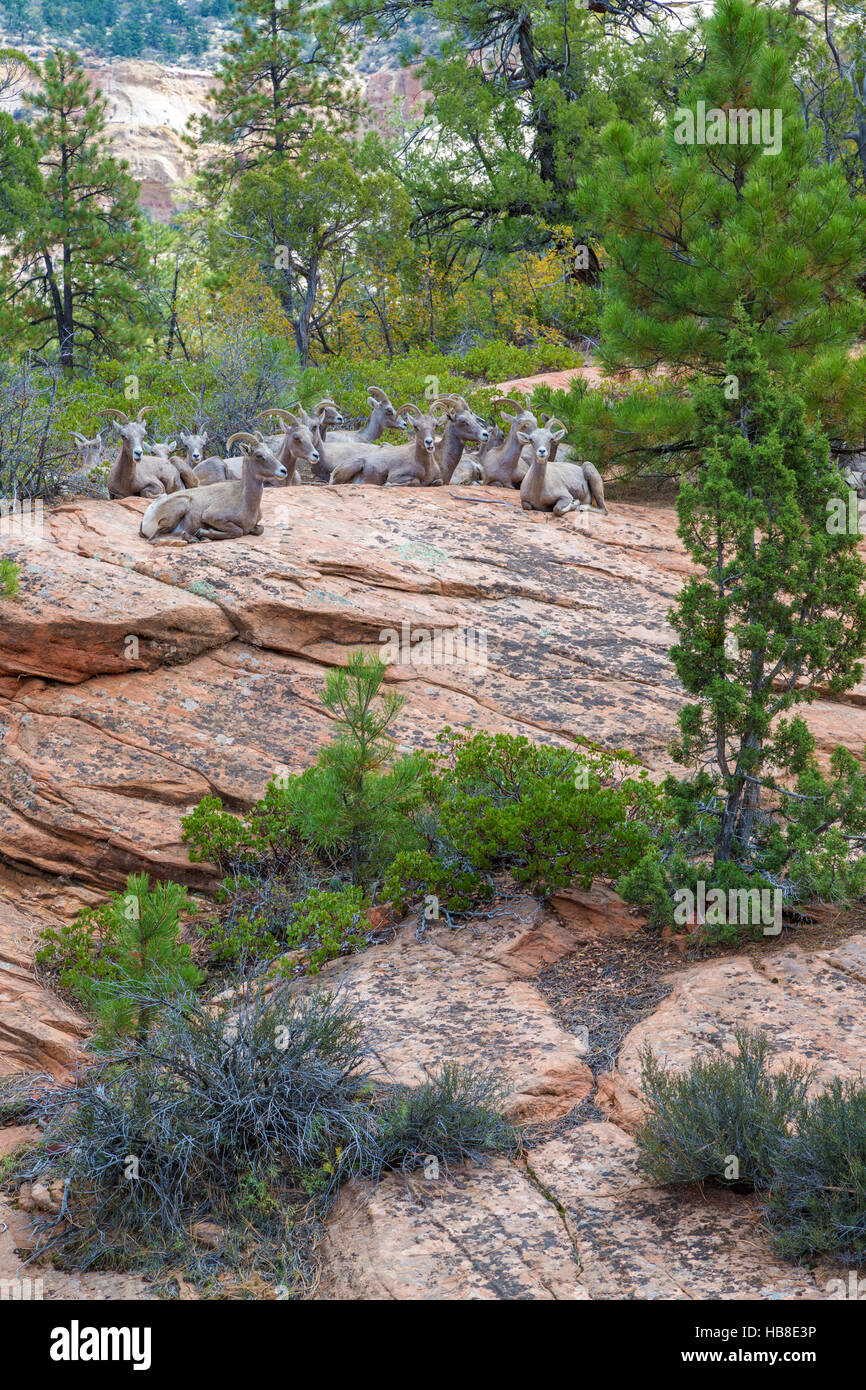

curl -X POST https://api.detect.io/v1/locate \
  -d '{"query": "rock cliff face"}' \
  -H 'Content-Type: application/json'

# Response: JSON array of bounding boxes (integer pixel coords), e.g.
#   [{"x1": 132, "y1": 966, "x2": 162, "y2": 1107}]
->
[
  {"x1": 0, "y1": 486, "x2": 863, "y2": 1299},
  {"x1": 0, "y1": 57, "x2": 425, "y2": 220}
]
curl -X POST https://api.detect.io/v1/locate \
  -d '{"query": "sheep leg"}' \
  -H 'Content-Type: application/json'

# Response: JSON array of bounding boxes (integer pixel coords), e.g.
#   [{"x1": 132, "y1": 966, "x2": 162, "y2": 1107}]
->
[
  {"x1": 552, "y1": 497, "x2": 574, "y2": 516},
  {"x1": 196, "y1": 521, "x2": 246, "y2": 540},
  {"x1": 139, "y1": 481, "x2": 164, "y2": 498}
]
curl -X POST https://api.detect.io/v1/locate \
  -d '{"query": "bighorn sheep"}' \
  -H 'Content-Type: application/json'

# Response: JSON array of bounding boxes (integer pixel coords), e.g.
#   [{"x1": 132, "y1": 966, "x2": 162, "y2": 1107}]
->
[
  {"x1": 102, "y1": 408, "x2": 196, "y2": 498},
  {"x1": 326, "y1": 387, "x2": 405, "y2": 446},
  {"x1": 261, "y1": 400, "x2": 344, "y2": 457},
  {"x1": 72, "y1": 430, "x2": 107, "y2": 474},
  {"x1": 256, "y1": 409, "x2": 320, "y2": 484},
  {"x1": 481, "y1": 399, "x2": 538, "y2": 487},
  {"x1": 450, "y1": 422, "x2": 508, "y2": 484},
  {"x1": 140, "y1": 432, "x2": 288, "y2": 543},
  {"x1": 330, "y1": 404, "x2": 443, "y2": 487},
  {"x1": 518, "y1": 419, "x2": 608, "y2": 516},
  {"x1": 433, "y1": 395, "x2": 489, "y2": 483}
]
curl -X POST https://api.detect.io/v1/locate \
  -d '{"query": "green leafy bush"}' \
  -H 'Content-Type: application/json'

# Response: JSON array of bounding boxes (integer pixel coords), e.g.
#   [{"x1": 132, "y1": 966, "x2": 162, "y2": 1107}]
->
[
  {"x1": 183, "y1": 653, "x2": 426, "y2": 964},
  {"x1": 0, "y1": 558, "x2": 20, "y2": 598},
  {"x1": 765, "y1": 1079, "x2": 866, "y2": 1262},
  {"x1": 635, "y1": 1029, "x2": 812, "y2": 1190},
  {"x1": 384, "y1": 728, "x2": 670, "y2": 917},
  {"x1": 37, "y1": 873, "x2": 204, "y2": 1044},
  {"x1": 277, "y1": 885, "x2": 369, "y2": 974}
]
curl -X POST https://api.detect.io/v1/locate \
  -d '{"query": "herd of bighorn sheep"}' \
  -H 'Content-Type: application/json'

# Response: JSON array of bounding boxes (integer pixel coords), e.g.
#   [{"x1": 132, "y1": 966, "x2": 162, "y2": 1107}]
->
[{"x1": 72, "y1": 389, "x2": 609, "y2": 544}]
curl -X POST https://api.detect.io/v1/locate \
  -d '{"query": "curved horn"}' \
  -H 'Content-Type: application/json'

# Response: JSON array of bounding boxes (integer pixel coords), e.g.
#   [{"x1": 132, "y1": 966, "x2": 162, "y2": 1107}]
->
[
  {"x1": 490, "y1": 397, "x2": 522, "y2": 416},
  {"x1": 136, "y1": 406, "x2": 154, "y2": 422},
  {"x1": 98, "y1": 408, "x2": 130, "y2": 425},
  {"x1": 544, "y1": 417, "x2": 566, "y2": 434},
  {"x1": 71, "y1": 431, "x2": 88, "y2": 444},
  {"x1": 395, "y1": 402, "x2": 423, "y2": 420},
  {"x1": 226, "y1": 431, "x2": 260, "y2": 452},
  {"x1": 314, "y1": 398, "x2": 339, "y2": 411},
  {"x1": 366, "y1": 386, "x2": 390, "y2": 403},
  {"x1": 257, "y1": 408, "x2": 298, "y2": 426}
]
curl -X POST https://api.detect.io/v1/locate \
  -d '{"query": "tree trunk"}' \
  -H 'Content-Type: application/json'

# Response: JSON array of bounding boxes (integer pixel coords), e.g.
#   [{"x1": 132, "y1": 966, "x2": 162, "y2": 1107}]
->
[{"x1": 295, "y1": 258, "x2": 319, "y2": 367}]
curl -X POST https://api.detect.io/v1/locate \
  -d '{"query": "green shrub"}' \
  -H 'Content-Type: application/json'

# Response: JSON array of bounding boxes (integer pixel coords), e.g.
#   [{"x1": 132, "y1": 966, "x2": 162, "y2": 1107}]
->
[
  {"x1": 635, "y1": 1029, "x2": 811, "y2": 1190},
  {"x1": 764, "y1": 1079, "x2": 866, "y2": 1262},
  {"x1": 383, "y1": 728, "x2": 670, "y2": 917},
  {"x1": 277, "y1": 885, "x2": 369, "y2": 974},
  {"x1": 0, "y1": 557, "x2": 20, "y2": 598},
  {"x1": 37, "y1": 873, "x2": 204, "y2": 1045},
  {"x1": 376, "y1": 1063, "x2": 516, "y2": 1173},
  {"x1": 183, "y1": 653, "x2": 427, "y2": 954}
]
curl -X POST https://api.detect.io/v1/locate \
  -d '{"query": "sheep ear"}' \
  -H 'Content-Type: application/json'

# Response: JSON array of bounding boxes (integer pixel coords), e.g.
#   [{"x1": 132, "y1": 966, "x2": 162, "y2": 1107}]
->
[
  {"x1": 180, "y1": 430, "x2": 189, "y2": 445},
  {"x1": 516, "y1": 430, "x2": 531, "y2": 444},
  {"x1": 367, "y1": 396, "x2": 377, "y2": 409},
  {"x1": 167, "y1": 440, "x2": 177, "y2": 451},
  {"x1": 201, "y1": 430, "x2": 208, "y2": 444},
  {"x1": 552, "y1": 428, "x2": 566, "y2": 441}
]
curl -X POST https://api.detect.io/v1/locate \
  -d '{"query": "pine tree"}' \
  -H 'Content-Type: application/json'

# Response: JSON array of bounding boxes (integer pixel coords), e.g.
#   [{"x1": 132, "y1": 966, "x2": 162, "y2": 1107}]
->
[
  {"x1": 595, "y1": 0, "x2": 865, "y2": 375},
  {"x1": 668, "y1": 318, "x2": 866, "y2": 871},
  {"x1": 1, "y1": 48, "x2": 151, "y2": 368},
  {"x1": 94, "y1": 874, "x2": 204, "y2": 1044},
  {"x1": 194, "y1": 0, "x2": 358, "y2": 195},
  {"x1": 548, "y1": 0, "x2": 866, "y2": 469}
]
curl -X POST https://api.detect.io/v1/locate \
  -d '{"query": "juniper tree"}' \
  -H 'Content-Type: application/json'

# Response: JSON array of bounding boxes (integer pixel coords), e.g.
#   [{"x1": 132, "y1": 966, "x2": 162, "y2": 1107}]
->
[{"x1": 667, "y1": 321, "x2": 866, "y2": 877}]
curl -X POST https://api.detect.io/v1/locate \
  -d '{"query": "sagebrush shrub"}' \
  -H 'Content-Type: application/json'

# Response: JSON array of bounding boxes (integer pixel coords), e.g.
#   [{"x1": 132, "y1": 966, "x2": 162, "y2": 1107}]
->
[
  {"x1": 5, "y1": 981, "x2": 512, "y2": 1277},
  {"x1": 764, "y1": 1079, "x2": 866, "y2": 1262},
  {"x1": 636, "y1": 1029, "x2": 811, "y2": 1190}
]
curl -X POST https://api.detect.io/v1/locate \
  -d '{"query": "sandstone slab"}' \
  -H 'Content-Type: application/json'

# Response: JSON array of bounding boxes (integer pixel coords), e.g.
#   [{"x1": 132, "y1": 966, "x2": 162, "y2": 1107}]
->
[
  {"x1": 599, "y1": 937, "x2": 866, "y2": 1128},
  {"x1": 307, "y1": 912, "x2": 593, "y2": 1122},
  {"x1": 318, "y1": 1158, "x2": 586, "y2": 1300},
  {"x1": 529, "y1": 1123, "x2": 827, "y2": 1300}
]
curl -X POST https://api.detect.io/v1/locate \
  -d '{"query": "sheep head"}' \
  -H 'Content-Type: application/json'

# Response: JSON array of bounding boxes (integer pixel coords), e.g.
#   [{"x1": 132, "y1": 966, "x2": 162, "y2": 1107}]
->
[
  {"x1": 516, "y1": 417, "x2": 566, "y2": 462},
  {"x1": 366, "y1": 387, "x2": 405, "y2": 431},
  {"x1": 226, "y1": 430, "x2": 288, "y2": 482},
  {"x1": 395, "y1": 403, "x2": 438, "y2": 455},
  {"x1": 431, "y1": 395, "x2": 488, "y2": 445},
  {"x1": 257, "y1": 409, "x2": 320, "y2": 465},
  {"x1": 179, "y1": 428, "x2": 209, "y2": 463},
  {"x1": 72, "y1": 431, "x2": 106, "y2": 469},
  {"x1": 102, "y1": 406, "x2": 154, "y2": 462}
]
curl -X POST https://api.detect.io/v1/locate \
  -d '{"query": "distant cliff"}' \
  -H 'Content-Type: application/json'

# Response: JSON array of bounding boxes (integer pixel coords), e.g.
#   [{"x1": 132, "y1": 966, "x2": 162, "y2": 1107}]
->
[{"x1": 0, "y1": 55, "x2": 426, "y2": 221}]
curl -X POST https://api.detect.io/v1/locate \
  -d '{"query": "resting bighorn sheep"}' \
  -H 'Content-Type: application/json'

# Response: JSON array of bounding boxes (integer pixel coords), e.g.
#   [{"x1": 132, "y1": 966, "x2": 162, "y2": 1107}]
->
[
  {"x1": 72, "y1": 430, "x2": 107, "y2": 473},
  {"x1": 256, "y1": 409, "x2": 320, "y2": 484},
  {"x1": 102, "y1": 407, "x2": 196, "y2": 498},
  {"x1": 330, "y1": 404, "x2": 443, "y2": 487},
  {"x1": 326, "y1": 387, "x2": 405, "y2": 446},
  {"x1": 433, "y1": 394, "x2": 489, "y2": 483},
  {"x1": 140, "y1": 432, "x2": 288, "y2": 542},
  {"x1": 518, "y1": 419, "x2": 608, "y2": 516},
  {"x1": 261, "y1": 400, "x2": 344, "y2": 457},
  {"x1": 481, "y1": 399, "x2": 538, "y2": 487}
]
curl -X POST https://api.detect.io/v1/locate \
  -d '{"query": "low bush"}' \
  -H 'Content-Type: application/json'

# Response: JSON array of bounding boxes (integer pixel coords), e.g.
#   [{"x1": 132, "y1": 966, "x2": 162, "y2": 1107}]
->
[
  {"x1": 764, "y1": 1079, "x2": 866, "y2": 1262},
  {"x1": 5, "y1": 980, "x2": 513, "y2": 1285},
  {"x1": 636, "y1": 1028, "x2": 866, "y2": 1262},
  {"x1": 635, "y1": 1029, "x2": 811, "y2": 1190},
  {"x1": 184, "y1": 653, "x2": 426, "y2": 964},
  {"x1": 0, "y1": 557, "x2": 20, "y2": 598},
  {"x1": 384, "y1": 727, "x2": 670, "y2": 917}
]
